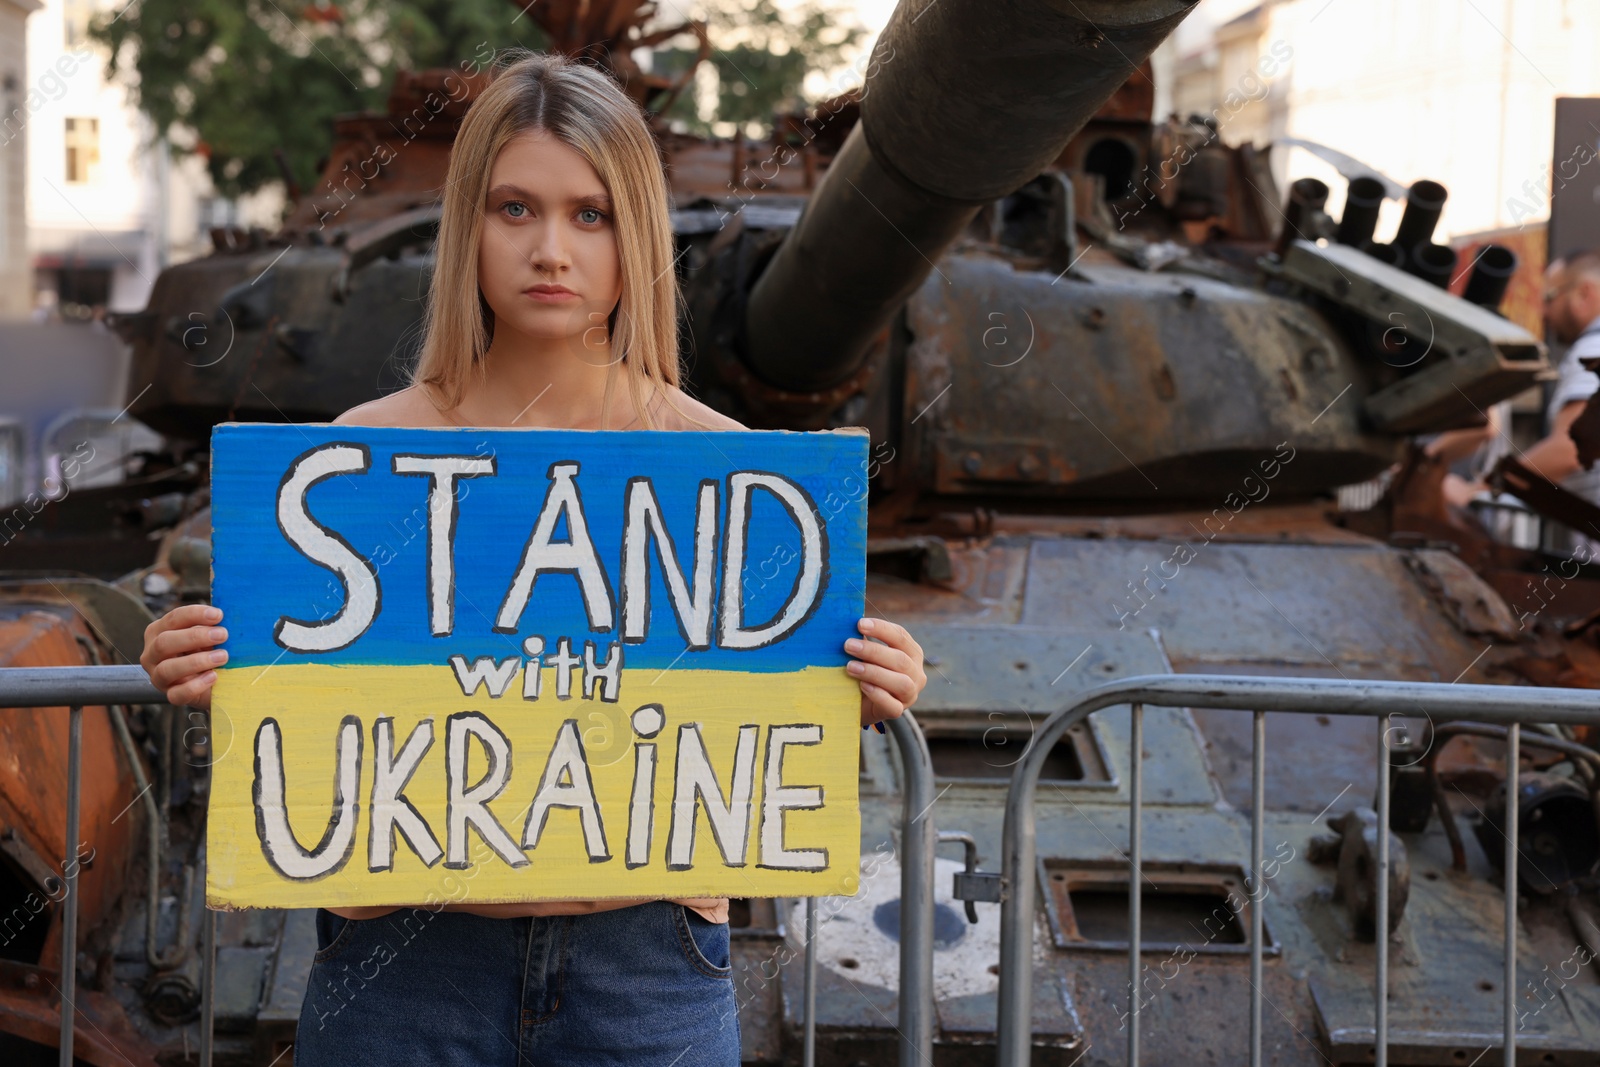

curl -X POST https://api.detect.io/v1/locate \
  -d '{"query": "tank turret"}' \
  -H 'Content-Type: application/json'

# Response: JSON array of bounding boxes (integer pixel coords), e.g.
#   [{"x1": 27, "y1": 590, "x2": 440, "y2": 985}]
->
[
  {"x1": 676, "y1": 22, "x2": 1546, "y2": 508},
  {"x1": 739, "y1": 0, "x2": 1199, "y2": 392}
]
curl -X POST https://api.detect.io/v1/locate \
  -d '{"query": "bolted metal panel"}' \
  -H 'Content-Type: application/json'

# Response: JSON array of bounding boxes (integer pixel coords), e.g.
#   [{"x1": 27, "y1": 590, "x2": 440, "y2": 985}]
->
[
  {"x1": 1278, "y1": 240, "x2": 1548, "y2": 432},
  {"x1": 907, "y1": 625, "x2": 1217, "y2": 805},
  {"x1": 1019, "y1": 538, "x2": 1495, "y2": 679}
]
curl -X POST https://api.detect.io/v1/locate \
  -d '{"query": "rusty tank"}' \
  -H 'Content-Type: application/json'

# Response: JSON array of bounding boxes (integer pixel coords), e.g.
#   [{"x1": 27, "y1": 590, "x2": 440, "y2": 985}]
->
[{"x1": 5, "y1": 0, "x2": 1600, "y2": 1063}]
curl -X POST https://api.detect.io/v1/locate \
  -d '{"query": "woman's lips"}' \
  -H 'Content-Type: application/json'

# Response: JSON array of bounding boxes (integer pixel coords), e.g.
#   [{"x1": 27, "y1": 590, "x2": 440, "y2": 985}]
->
[{"x1": 523, "y1": 284, "x2": 579, "y2": 303}]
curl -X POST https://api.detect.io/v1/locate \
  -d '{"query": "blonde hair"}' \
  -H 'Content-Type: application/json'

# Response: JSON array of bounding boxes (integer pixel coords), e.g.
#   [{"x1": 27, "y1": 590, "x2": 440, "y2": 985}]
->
[{"x1": 414, "y1": 50, "x2": 683, "y2": 428}]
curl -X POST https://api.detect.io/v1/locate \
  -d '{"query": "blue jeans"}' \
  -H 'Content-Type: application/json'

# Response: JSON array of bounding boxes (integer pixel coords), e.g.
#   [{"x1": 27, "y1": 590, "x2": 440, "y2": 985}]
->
[{"x1": 294, "y1": 903, "x2": 740, "y2": 1066}]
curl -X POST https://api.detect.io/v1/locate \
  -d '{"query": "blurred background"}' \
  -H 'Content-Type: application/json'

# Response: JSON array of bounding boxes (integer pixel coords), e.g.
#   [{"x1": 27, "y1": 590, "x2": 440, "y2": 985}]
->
[
  {"x1": 3, "y1": 1, "x2": 1597, "y2": 322},
  {"x1": 0, "y1": 0, "x2": 1596, "y2": 530}
]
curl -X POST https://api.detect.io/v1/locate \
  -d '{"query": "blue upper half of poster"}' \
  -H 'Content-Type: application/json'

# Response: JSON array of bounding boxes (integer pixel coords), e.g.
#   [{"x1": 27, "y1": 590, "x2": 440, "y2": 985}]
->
[{"x1": 210, "y1": 424, "x2": 869, "y2": 671}]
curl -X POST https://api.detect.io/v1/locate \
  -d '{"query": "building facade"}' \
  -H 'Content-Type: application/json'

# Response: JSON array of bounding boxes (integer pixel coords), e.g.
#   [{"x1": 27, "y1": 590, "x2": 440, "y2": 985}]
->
[
  {"x1": 1166, "y1": 0, "x2": 1600, "y2": 242},
  {"x1": 0, "y1": 0, "x2": 41, "y2": 318},
  {"x1": 20, "y1": 0, "x2": 279, "y2": 320}
]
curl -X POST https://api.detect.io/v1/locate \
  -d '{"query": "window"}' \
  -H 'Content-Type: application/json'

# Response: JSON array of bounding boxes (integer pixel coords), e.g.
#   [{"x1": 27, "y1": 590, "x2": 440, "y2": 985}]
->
[
  {"x1": 64, "y1": 117, "x2": 98, "y2": 183},
  {"x1": 63, "y1": 0, "x2": 93, "y2": 47}
]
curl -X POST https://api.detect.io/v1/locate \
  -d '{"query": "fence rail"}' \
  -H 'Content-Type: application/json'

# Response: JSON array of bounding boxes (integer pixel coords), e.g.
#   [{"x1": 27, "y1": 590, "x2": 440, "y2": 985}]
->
[
  {"x1": 995, "y1": 673, "x2": 1600, "y2": 1067},
  {"x1": 0, "y1": 667, "x2": 164, "y2": 1067},
  {"x1": 0, "y1": 666, "x2": 938, "y2": 1067},
  {"x1": 9, "y1": 666, "x2": 1595, "y2": 1067}
]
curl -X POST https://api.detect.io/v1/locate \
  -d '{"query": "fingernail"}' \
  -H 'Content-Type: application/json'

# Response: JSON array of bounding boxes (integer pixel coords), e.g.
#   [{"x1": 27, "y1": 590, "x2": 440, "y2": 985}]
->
[
  {"x1": 859, "y1": 618, "x2": 875, "y2": 632},
  {"x1": 844, "y1": 638, "x2": 863, "y2": 653},
  {"x1": 847, "y1": 661, "x2": 865, "y2": 676},
  {"x1": 204, "y1": 607, "x2": 222, "y2": 622},
  {"x1": 201, "y1": 671, "x2": 217, "y2": 683},
  {"x1": 210, "y1": 650, "x2": 228, "y2": 665},
  {"x1": 208, "y1": 628, "x2": 227, "y2": 643}
]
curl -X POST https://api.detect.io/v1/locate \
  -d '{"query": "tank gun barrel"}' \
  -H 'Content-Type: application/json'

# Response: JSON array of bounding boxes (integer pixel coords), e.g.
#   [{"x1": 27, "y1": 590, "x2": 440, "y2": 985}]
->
[{"x1": 740, "y1": 0, "x2": 1198, "y2": 393}]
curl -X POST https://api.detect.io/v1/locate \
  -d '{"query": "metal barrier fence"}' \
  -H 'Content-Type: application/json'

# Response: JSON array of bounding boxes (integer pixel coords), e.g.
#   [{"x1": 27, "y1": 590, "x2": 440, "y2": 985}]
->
[
  {"x1": 0, "y1": 666, "x2": 165, "y2": 1067},
  {"x1": 995, "y1": 673, "x2": 1600, "y2": 1067},
  {"x1": 804, "y1": 712, "x2": 939, "y2": 1067},
  {"x1": 0, "y1": 665, "x2": 939, "y2": 1067},
  {"x1": 21, "y1": 665, "x2": 1592, "y2": 1067}
]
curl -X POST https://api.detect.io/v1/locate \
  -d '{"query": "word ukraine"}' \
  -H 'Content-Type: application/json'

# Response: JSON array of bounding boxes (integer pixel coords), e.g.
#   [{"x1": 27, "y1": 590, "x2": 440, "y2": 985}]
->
[{"x1": 207, "y1": 424, "x2": 867, "y2": 909}]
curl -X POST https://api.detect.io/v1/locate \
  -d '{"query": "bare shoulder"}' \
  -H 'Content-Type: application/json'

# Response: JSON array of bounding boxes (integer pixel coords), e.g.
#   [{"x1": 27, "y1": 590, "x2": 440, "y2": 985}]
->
[
  {"x1": 652, "y1": 386, "x2": 747, "y2": 431},
  {"x1": 334, "y1": 385, "x2": 452, "y2": 428}
]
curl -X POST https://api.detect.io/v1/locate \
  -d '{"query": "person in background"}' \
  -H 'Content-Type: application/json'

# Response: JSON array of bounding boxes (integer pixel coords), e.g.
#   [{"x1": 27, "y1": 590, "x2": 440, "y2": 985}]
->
[
  {"x1": 1427, "y1": 402, "x2": 1507, "y2": 508},
  {"x1": 1523, "y1": 251, "x2": 1600, "y2": 495},
  {"x1": 1450, "y1": 252, "x2": 1600, "y2": 545}
]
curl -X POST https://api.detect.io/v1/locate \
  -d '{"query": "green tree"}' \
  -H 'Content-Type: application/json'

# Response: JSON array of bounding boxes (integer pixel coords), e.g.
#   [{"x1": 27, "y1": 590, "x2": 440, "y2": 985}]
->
[
  {"x1": 92, "y1": 0, "x2": 547, "y2": 198},
  {"x1": 92, "y1": 0, "x2": 863, "y2": 198},
  {"x1": 658, "y1": 0, "x2": 866, "y2": 135}
]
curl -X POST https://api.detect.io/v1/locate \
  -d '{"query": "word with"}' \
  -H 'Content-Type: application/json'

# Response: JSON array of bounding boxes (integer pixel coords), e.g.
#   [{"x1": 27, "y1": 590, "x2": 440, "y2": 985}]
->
[
  {"x1": 1112, "y1": 442, "x2": 1297, "y2": 629},
  {"x1": 1115, "y1": 40, "x2": 1294, "y2": 230},
  {"x1": 252, "y1": 705, "x2": 828, "y2": 879},
  {"x1": 0, "y1": 840, "x2": 97, "y2": 947},
  {"x1": 1, "y1": 43, "x2": 93, "y2": 149},
  {"x1": 273, "y1": 445, "x2": 826, "y2": 655},
  {"x1": 1118, "y1": 840, "x2": 1297, "y2": 1028},
  {"x1": 449, "y1": 638, "x2": 622, "y2": 703},
  {"x1": 1, "y1": 441, "x2": 97, "y2": 545},
  {"x1": 314, "y1": 41, "x2": 495, "y2": 229}
]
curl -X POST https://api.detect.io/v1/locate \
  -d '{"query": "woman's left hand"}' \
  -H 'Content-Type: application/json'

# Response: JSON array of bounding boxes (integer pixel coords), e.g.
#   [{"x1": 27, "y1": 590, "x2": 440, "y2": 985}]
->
[{"x1": 845, "y1": 617, "x2": 927, "y2": 728}]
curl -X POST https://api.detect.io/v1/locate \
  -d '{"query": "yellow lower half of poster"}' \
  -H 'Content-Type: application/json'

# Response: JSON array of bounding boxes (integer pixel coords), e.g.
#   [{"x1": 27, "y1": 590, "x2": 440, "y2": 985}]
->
[{"x1": 206, "y1": 664, "x2": 861, "y2": 909}]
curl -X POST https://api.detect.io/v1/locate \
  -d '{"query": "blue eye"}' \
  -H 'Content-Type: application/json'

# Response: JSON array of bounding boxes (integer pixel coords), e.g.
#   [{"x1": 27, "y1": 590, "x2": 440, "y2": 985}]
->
[
  {"x1": 504, "y1": 202, "x2": 527, "y2": 218},
  {"x1": 578, "y1": 207, "x2": 604, "y2": 225}
]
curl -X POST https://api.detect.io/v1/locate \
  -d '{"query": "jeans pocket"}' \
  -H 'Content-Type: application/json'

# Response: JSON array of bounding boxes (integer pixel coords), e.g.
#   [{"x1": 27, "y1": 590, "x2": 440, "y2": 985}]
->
[
  {"x1": 672, "y1": 905, "x2": 733, "y2": 979},
  {"x1": 312, "y1": 909, "x2": 365, "y2": 964}
]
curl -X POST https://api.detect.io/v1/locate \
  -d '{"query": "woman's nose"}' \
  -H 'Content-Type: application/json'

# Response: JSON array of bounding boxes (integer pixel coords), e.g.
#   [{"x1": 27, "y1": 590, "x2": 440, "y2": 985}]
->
[{"x1": 528, "y1": 222, "x2": 571, "y2": 273}]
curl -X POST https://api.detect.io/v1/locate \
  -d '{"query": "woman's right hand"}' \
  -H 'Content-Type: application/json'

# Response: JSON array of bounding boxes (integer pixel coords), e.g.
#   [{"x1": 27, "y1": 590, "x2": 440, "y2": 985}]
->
[{"x1": 141, "y1": 604, "x2": 228, "y2": 709}]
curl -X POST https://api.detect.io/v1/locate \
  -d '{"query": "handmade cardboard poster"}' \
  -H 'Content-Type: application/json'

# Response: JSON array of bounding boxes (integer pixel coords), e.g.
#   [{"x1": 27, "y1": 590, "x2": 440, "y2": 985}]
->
[{"x1": 205, "y1": 424, "x2": 867, "y2": 909}]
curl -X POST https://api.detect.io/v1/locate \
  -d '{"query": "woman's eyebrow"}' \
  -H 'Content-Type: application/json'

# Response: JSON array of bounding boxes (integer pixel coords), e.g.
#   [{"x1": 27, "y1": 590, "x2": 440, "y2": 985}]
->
[
  {"x1": 486, "y1": 183, "x2": 533, "y2": 201},
  {"x1": 485, "y1": 184, "x2": 612, "y2": 211}
]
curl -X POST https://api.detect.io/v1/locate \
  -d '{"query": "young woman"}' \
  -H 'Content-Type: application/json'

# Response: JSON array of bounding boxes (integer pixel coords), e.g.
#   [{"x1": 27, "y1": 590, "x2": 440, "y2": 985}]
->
[{"x1": 139, "y1": 51, "x2": 927, "y2": 1066}]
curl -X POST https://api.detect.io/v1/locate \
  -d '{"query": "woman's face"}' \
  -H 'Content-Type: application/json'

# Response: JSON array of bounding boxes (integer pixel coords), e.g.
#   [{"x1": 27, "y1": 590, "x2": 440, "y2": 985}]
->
[{"x1": 477, "y1": 129, "x2": 623, "y2": 354}]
